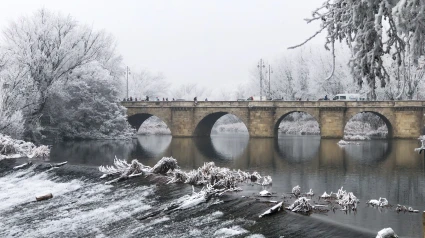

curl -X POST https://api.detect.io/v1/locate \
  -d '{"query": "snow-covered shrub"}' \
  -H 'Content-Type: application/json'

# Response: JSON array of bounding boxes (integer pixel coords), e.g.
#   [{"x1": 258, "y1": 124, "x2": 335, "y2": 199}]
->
[
  {"x1": 0, "y1": 133, "x2": 50, "y2": 160},
  {"x1": 287, "y1": 197, "x2": 313, "y2": 213}
]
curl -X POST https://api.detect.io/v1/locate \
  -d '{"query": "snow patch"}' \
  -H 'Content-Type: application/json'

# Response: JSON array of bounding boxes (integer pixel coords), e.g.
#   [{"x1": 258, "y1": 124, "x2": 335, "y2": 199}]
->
[{"x1": 213, "y1": 226, "x2": 249, "y2": 237}]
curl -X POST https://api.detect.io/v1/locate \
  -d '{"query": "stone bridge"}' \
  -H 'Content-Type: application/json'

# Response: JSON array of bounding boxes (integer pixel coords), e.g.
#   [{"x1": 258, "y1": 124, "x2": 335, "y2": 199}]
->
[{"x1": 122, "y1": 101, "x2": 425, "y2": 139}]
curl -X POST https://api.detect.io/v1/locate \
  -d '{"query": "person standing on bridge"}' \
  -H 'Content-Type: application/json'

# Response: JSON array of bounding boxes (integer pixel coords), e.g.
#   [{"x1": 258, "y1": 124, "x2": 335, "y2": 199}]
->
[
  {"x1": 324, "y1": 95, "x2": 328, "y2": 100},
  {"x1": 194, "y1": 97, "x2": 198, "y2": 106},
  {"x1": 146, "y1": 96, "x2": 149, "y2": 101}
]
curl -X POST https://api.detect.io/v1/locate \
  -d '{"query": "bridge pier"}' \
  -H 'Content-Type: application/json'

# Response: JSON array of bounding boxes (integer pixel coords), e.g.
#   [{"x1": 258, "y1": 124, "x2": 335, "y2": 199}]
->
[
  {"x1": 248, "y1": 107, "x2": 275, "y2": 137},
  {"x1": 319, "y1": 107, "x2": 345, "y2": 139}
]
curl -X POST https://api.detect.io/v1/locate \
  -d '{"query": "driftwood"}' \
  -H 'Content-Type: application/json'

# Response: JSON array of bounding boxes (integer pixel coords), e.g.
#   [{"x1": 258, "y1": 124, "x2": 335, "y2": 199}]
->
[
  {"x1": 259, "y1": 201, "x2": 284, "y2": 218},
  {"x1": 13, "y1": 161, "x2": 33, "y2": 170},
  {"x1": 49, "y1": 161, "x2": 67, "y2": 168},
  {"x1": 36, "y1": 193, "x2": 53, "y2": 201}
]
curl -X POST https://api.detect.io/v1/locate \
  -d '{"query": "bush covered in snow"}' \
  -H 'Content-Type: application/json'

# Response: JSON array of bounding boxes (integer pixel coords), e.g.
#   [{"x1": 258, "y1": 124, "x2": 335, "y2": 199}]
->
[{"x1": 0, "y1": 133, "x2": 50, "y2": 160}]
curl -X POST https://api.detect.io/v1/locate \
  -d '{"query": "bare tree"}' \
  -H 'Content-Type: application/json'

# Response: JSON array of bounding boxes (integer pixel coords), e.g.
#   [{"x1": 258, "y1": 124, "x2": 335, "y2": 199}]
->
[{"x1": 171, "y1": 83, "x2": 210, "y2": 100}]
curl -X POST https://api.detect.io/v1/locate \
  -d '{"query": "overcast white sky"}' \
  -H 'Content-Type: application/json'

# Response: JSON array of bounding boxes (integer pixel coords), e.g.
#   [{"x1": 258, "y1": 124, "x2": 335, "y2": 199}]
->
[{"x1": 0, "y1": 0, "x2": 325, "y2": 92}]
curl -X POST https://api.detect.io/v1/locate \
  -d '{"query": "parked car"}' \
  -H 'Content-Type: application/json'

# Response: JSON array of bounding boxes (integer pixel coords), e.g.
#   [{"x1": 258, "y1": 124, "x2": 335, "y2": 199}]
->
[{"x1": 332, "y1": 94, "x2": 366, "y2": 101}]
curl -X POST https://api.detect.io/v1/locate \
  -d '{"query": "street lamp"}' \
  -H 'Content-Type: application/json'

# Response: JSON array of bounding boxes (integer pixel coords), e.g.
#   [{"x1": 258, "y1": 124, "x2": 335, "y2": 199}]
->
[
  {"x1": 257, "y1": 59, "x2": 265, "y2": 100},
  {"x1": 126, "y1": 66, "x2": 131, "y2": 99},
  {"x1": 266, "y1": 64, "x2": 273, "y2": 99}
]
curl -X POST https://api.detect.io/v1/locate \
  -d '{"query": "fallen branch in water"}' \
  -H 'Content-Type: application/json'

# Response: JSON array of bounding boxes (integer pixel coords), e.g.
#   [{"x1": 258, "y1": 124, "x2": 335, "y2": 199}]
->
[
  {"x1": 13, "y1": 161, "x2": 33, "y2": 170},
  {"x1": 259, "y1": 201, "x2": 284, "y2": 218}
]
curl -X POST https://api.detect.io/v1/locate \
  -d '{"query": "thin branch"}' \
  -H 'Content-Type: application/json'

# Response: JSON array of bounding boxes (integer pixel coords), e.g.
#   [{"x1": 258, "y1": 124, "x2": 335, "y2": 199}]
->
[{"x1": 287, "y1": 23, "x2": 330, "y2": 50}]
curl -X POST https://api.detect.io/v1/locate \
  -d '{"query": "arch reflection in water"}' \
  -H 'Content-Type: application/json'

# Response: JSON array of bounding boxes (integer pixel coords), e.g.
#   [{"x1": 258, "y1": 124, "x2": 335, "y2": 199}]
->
[
  {"x1": 135, "y1": 135, "x2": 172, "y2": 158},
  {"x1": 210, "y1": 135, "x2": 249, "y2": 159},
  {"x1": 342, "y1": 140, "x2": 391, "y2": 164},
  {"x1": 276, "y1": 135, "x2": 321, "y2": 163}
]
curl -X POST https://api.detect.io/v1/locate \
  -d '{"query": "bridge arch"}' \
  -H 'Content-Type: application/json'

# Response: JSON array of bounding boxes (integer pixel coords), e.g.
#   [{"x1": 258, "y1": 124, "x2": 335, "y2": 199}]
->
[
  {"x1": 274, "y1": 110, "x2": 321, "y2": 136},
  {"x1": 193, "y1": 111, "x2": 249, "y2": 137},
  {"x1": 344, "y1": 110, "x2": 394, "y2": 138},
  {"x1": 127, "y1": 113, "x2": 171, "y2": 134}
]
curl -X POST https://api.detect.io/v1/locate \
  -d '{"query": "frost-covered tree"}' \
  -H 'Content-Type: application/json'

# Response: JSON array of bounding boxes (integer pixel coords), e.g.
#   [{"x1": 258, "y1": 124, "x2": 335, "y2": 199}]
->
[
  {"x1": 292, "y1": 0, "x2": 425, "y2": 100},
  {"x1": 126, "y1": 69, "x2": 170, "y2": 100},
  {"x1": 44, "y1": 62, "x2": 131, "y2": 139},
  {"x1": 171, "y1": 83, "x2": 211, "y2": 100},
  {"x1": 1, "y1": 9, "x2": 130, "y2": 140},
  {"x1": 259, "y1": 46, "x2": 355, "y2": 101},
  {"x1": 0, "y1": 54, "x2": 25, "y2": 138}
]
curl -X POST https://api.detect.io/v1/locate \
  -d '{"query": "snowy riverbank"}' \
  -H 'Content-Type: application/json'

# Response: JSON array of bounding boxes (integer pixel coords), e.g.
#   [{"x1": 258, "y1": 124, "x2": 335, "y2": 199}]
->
[{"x1": 0, "y1": 134, "x2": 50, "y2": 160}]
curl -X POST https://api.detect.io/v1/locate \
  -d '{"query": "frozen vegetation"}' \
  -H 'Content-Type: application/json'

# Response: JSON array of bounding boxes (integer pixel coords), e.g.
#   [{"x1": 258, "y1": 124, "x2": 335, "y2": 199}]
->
[
  {"x1": 0, "y1": 9, "x2": 132, "y2": 141},
  {"x1": 0, "y1": 133, "x2": 50, "y2": 160},
  {"x1": 138, "y1": 116, "x2": 171, "y2": 135}
]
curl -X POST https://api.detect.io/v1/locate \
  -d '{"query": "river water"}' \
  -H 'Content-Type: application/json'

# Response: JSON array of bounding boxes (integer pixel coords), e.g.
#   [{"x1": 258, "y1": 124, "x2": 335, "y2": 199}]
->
[{"x1": 1, "y1": 135, "x2": 424, "y2": 237}]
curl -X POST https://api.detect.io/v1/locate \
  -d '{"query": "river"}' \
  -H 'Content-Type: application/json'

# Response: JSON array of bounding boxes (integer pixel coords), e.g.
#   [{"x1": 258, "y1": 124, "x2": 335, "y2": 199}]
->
[{"x1": 0, "y1": 135, "x2": 424, "y2": 237}]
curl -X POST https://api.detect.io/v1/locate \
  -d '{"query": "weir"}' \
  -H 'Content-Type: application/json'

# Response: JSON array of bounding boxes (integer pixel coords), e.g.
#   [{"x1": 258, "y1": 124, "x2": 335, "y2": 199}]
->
[{"x1": 122, "y1": 101, "x2": 425, "y2": 139}]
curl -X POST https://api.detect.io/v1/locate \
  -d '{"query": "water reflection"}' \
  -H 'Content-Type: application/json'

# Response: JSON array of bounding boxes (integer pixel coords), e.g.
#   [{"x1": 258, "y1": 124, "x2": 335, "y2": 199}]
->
[
  {"x1": 134, "y1": 135, "x2": 172, "y2": 158},
  {"x1": 49, "y1": 140, "x2": 136, "y2": 165},
  {"x1": 342, "y1": 140, "x2": 391, "y2": 164},
  {"x1": 49, "y1": 135, "x2": 425, "y2": 236},
  {"x1": 276, "y1": 135, "x2": 320, "y2": 163}
]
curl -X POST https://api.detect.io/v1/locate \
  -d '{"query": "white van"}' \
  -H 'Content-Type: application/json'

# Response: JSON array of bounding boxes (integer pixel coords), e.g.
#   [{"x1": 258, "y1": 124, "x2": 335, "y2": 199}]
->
[{"x1": 332, "y1": 94, "x2": 366, "y2": 101}]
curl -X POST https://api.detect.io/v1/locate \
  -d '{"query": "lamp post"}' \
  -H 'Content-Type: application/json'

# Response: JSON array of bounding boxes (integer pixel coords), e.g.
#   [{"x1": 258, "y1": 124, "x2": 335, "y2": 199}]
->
[
  {"x1": 257, "y1": 59, "x2": 265, "y2": 100},
  {"x1": 266, "y1": 64, "x2": 273, "y2": 99},
  {"x1": 126, "y1": 66, "x2": 130, "y2": 99}
]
